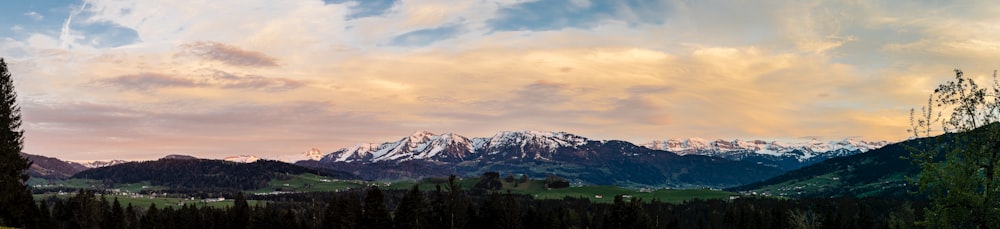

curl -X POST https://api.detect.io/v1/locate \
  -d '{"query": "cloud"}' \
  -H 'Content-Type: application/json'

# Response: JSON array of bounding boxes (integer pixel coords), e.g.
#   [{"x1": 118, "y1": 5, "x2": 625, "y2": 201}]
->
[
  {"x1": 24, "y1": 11, "x2": 43, "y2": 21},
  {"x1": 328, "y1": 0, "x2": 399, "y2": 19},
  {"x1": 98, "y1": 73, "x2": 201, "y2": 91},
  {"x1": 389, "y1": 24, "x2": 463, "y2": 46},
  {"x1": 181, "y1": 41, "x2": 279, "y2": 67},
  {"x1": 74, "y1": 22, "x2": 141, "y2": 48},
  {"x1": 98, "y1": 70, "x2": 306, "y2": 93},
  {"x1": 489, "y1": 0, "x2": 670, "y2": 31},
  {"x1": 206, "y1": 70, "x2": 305, "y2": 92},
  {"x1": 21, "y1": 100, "x2": 401, "y2": 161},
  {"x1": 12, "y1": 0, "x2": 1000, "y2": 161},
  {"x1": 511, "y1": 80, "x2": 571, "y2": 105}
]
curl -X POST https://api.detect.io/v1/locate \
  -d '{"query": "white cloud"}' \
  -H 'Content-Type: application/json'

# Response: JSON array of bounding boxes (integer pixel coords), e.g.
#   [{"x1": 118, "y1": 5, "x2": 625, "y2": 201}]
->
[
  {"x1": 9, "y1": 0, "x2": 1000, "y2": 160},
  {"x1": 24, "y1": 11, "x2": 43, "y2": 21},
  {"x1": 570, "y1": 0, "x2": 591, "y2": 8}
]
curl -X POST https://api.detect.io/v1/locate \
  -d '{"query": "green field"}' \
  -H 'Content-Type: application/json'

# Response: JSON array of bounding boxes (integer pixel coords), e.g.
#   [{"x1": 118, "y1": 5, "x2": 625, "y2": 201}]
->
[
  {"x1": 252, "y1": 173, "x2": 365, "y2": 193},
  {"x1": 28, "y1": 178, "x2": 168, "y2": 192},
  {"x1": 33, "y1": 174, "x2": 735, "y2": 206},
  {"x1": 33, "y1": 193, "x2": 264, "y2": 208},
  {"x1": 250, "y1": 174, "x2": 735, "y2": 204}
]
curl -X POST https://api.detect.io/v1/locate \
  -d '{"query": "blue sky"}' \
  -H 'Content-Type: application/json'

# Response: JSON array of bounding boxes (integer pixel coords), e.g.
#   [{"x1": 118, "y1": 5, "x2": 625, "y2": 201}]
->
[{"x1": 2, "y1": 0, "x2": 999, "y2": 161}]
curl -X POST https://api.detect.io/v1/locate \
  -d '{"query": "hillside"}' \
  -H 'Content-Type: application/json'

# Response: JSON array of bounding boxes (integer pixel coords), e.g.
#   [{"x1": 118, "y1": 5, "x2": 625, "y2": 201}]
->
[
  {"x1": 643, "y1": 138, "x2": 888, "y2": 171},
  {"x1": 729, "y1": 135, "x2": 952, "y2": 198},
  {"x1": 73, "y1": 158, "x2": 358, "y2": 191},
  {"x1": 21, "y1": 153, "x2": 89, "y2": 179}
]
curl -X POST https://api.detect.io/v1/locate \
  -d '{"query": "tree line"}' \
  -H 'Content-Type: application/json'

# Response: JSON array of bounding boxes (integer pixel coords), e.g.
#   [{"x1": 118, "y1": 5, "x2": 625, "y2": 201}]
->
[{"x1": 27, "y1": 176, "x2": 923, "y2": 229}]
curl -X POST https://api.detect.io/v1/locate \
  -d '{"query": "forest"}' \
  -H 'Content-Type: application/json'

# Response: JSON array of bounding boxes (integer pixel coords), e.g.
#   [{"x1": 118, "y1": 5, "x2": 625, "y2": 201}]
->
[{"x1": 28, "y1": 176, "x2": 923, "y2": 229}]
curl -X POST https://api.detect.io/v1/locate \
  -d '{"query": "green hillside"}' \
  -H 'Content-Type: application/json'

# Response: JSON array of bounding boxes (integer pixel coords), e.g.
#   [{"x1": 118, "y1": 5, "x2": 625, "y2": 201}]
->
[
  {"x1": 730, "y1": 135, "x2": 947, "y2": 198},
  {"x1": 254, "y1": 174, "x2": 733, "y2": 204}
]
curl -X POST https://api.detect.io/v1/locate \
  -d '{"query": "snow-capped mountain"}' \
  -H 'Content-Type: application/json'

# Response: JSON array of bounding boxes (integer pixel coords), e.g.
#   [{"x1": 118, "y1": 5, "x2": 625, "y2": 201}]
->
[
  {"x1": 223, "y1": 155, "x2": 261, "y2": 163},
  {"x1": 643, "y1": 138, "x2": 890, "y2": 170},
  {"x1": 303, "y1": 148, "x2": 325, "y2": 161},
  {"x1": 319, "y1": 130, "x2": 589, "y2": 163},
  {"x1": 81, "y1": 159, "x2": 130, "y2": 168},
  {"x1": 300, "y1": 130, "x2": 790, "y2": 188},
  {"x1": 643, "y1": 138, "x2": 888, "y2": 159}
]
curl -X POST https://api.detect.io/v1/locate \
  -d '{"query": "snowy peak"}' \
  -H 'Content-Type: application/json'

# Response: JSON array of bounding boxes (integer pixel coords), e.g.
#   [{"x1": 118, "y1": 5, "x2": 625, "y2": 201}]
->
[
  {"x1": 477, "y1": 131, "x2": 590, "y2": 156},
  {"x1": 317, "y1": 131, "x2": 889, "y2": 166},
  {"x1": 323, "y1": 143, "x2": 378, "y2": 163},
  {"x1": 320, "y1": 130, "x2": 590, "y2": 163},
  {"x1": 643, "y1": 138, "x2": 890, "y2": 160},
  {"x1": 367, "y1": 131, "x2": 476, "y2": 162},
  {"x1": 303, "y1": 148, "x2": 324, "y2": 161},
  {"x1": 81, "y1": 160, "x2": 130, "y2": 168},
  {"x1": 223, "y1": 155, "x2": 260, "y2": 163}
]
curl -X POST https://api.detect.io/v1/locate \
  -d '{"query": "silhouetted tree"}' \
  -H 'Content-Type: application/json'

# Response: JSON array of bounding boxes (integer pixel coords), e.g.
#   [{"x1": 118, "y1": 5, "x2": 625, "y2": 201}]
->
[
  {"x1": 395, "y1": 185, "x2": 427, "y2": 229},
  {"x1": 141, "y1": 203, "x2": 158, "y2": 229},
  {"x1": 474, "y1": 172, "x2": 502, "y2": 191},
  {"x1": 124, "y1": 203, "x2": 137, "y2": 229},
  {"x1": 233, "y1": 192, "x2": 251, "y2": 229},
  {"x1": 544, "y1": 174, "x2": 570, "y2": 189},
  {"x1": 327, "y1": 192, "x2": 362, "y2": 229},
  {"x1": 36, "y1": 200, "x2": 54, "y2": 229},
  {"x1": 106, "y1": 197, "x2": 125, "y2": 229},
  {"x1": 908, "y1": 69, "x2": 1000, "y2": 227},
  {"x1": 0, "y1": 58, "x2": 36, "y2": 227},
  {"x1": 362, "y1": 186, "x2": 393, "y2": 229}
]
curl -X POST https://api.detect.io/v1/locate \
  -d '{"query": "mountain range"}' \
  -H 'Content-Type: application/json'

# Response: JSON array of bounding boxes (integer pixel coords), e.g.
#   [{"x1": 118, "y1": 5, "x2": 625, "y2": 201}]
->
[
  {"x1": 642, "y1": 138, "x2": 888, "y2": 171},
  {"x1": 297, "y1": 131, "x2": 848, "y2": 188},
  {"x1": 22, "y1": 130, "x2": 891, "y2": 189},
  {"x1": 20, "y1": 153, "x2": 90, "y2": 179},
  {"x1": 729, "y1": 133, "x2": 948, "y2": 198}
]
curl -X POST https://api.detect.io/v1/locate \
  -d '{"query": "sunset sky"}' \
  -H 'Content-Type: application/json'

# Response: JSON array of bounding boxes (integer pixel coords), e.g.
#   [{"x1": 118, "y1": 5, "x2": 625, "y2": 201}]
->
[{"x1": 2, "y1": 0, "x2": 999, "y2": 161}]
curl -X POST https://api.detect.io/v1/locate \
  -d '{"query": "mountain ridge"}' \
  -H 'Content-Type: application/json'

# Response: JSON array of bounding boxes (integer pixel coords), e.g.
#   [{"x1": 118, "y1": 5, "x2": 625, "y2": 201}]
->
[
  {"x1": 299, "y1": 131, "x2": 793, "y2": 188},
  {"x1": 309, "y1": 131, "x2": 889, "y2": 173},
  {"x1": 72, "y1": 157, "x2": 359, "y2": 190}
]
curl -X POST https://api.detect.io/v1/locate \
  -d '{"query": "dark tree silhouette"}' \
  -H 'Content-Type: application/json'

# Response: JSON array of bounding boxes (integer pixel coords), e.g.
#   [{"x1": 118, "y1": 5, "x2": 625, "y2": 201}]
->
[
  {"x1": 395, "y1": 185, "x2": 427, "y2": 229},
  {"x1": 362, "y1": 186, "x2": 393, "y2": 229},
  {"x1": 0, "y1": 58, "x2": 37, "y2": 227},
  {"x1": 909, "y1": 69, "x2": 1000, "y2": 227},
  {"x1": 233, "y1": 192, "x2": 250, "y2": 229}
]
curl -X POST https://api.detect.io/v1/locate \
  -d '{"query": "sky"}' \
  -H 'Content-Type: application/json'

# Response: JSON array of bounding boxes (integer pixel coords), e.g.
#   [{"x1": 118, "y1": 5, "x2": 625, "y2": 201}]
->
[{"x1": 2, "y1": 0, "x2": 1000, "y2": 161}]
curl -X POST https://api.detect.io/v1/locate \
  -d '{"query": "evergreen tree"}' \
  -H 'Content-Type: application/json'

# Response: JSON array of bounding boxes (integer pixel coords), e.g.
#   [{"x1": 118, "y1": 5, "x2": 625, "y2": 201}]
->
[
  {"x1": 362, "y1": 186, "x2": 393, "y2": 229},
  {"x1": 68, "y1": 189, "x2": 102, "y2": 229},
  {"x1": 0, "y1": 58, "x2": 35, "y2": 227},
  {"x1": 445, "y1": 175, "x2": 470, "y2": 229},
  {"x1": 327, "y1": 192, "x2": 362, "y2": 229},
  {"x1": 109, "y1": 198, "x2": 125, "y2": 229},
  {"x1": 908, "y1": 69, "x2": 1000, "y2": 227},
  {"x1": 36, "y1": 200, "x2": 53, "y2": 229},
  {"x1": 395, "y1": 185, "x2": 426, "y2": 229},
  {"x1": 233, "y1": 192, "x2": 251, "y2": 229},
  {"x1": 124, "y1": 203, "x2": 137, "y2": 229}
]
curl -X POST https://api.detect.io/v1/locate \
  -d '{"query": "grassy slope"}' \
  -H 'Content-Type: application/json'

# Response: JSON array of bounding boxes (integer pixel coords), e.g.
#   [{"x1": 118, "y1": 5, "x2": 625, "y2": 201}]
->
[
  {"x1": 33, "y1": 193, "x2": 264, "y2": 209},
  {"x1": 29, "y1": 178, "x2": 168, "y2": 192},
  {"x1": 255, "y1": 174, "x2": 734, "y2": 204},
  {"x1": 33, "y1": 174, "x2": 734, "y2": 206},
  {"x1": 738, "y1": 144, "x2": 915, "y2": 198}
]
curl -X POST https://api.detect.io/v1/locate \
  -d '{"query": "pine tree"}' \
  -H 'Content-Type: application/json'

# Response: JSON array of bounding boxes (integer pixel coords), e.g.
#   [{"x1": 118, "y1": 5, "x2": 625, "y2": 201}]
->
[
  {"x1": 142, "y1": 203, "x2": 158, "y2": 229},
  {"x1": 395, "y1": 185, "x2": 426, "y2": 229},
  {"x1": 362, "y1": 186, "x2": 393, "y2": 229},
  {"x1": 109, "y1": 197, "x2": 124, "y2": 229},
  {"x1": 0, "y1": 58, "x2": 35, "y2": 227},
  {"x1": 124, "y1": 203, "x2": 137, "y2": 229},
  {"x1": 36, "y1": 200, "x2": 54, "y2": 229},
  {"x1": 233, "y1": 192, "x2": 251, "y2": 229}
]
